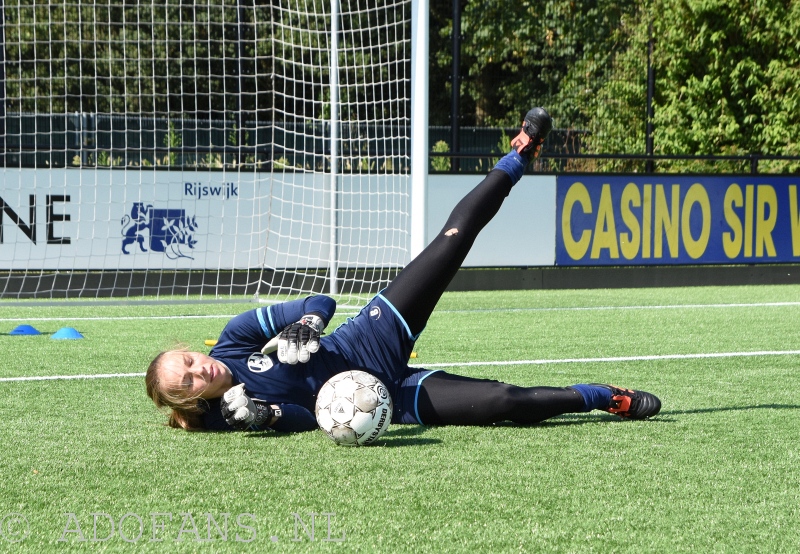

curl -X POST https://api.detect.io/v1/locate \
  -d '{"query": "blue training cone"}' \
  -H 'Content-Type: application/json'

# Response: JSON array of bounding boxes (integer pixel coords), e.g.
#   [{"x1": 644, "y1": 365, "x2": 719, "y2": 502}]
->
[
  {"x1": 51, "y1": 327, "x2": 84, "y2": 340},
  {"x1": 10, "y1": 324, "x2": 41, "y2": 335}
]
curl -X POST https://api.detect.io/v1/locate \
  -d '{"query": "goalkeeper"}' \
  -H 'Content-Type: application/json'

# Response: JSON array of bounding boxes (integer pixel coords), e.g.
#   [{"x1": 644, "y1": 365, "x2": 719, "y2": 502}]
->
[{"x1": 145, "y1": 107, "x2": 661, "y2": 432}]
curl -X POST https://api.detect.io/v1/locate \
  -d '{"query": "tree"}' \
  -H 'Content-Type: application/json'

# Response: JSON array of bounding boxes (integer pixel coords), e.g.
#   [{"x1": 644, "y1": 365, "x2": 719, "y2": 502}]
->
[
  {"x1": 430, "y1": 0, "x2": 638, "y2": 128},
  {"x1": 652, "y1": 0, "x2": 800, "y2": 171}
]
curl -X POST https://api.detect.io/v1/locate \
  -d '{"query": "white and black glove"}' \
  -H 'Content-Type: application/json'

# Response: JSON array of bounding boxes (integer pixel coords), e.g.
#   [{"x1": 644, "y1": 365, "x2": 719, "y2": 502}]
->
[
  {"x1": 275, "y1": 314, "x2": 325, "y2": 364},
  {"x1": 221, "y1": 384, "x2": 278, "y2": 431}
]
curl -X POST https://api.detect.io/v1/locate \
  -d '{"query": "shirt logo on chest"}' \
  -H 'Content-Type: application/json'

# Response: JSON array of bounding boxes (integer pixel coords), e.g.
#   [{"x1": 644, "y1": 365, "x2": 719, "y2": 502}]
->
[{"x1": 247, "y1": 352, "x2": 274, "y2": 373}]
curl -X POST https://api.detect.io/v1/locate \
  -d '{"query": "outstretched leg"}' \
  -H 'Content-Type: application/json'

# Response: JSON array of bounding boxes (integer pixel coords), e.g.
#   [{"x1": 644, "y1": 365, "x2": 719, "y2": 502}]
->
[
  {"x1": 382, "y1": 166, "x2": 515, "y2": 336},
  {"x1": 415, "y1": 373, "x2": 662, "y2": 425},
  {"x1": 383, "y1": 107, "x2": 553, "y2": 337},
  {"x1": 416, "y1": 372, "x2": 586, "y2": 425}
]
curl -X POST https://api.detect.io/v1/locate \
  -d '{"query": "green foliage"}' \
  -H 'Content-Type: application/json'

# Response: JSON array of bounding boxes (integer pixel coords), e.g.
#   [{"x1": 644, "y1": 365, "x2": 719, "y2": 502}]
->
[
  {"x1": 645, "y1": 0, "x2": 800, "y2": 170},
  {"x1": 4, "y1": 1, "x2": 800, "y2": 172},
  {"x1": 201, "y1": 152, "x2": 224, "y2": 169},
  {"x1": 433, "y1": 0, "x2": 638, "y2": 128},
  {"x1": 488, "y1": 132, "x2": 512, "y2": 167},
  {"x1": 496, "y1": 131, "x2": 511, "y2": 153},
  {"x1": 432, "y1": 0, "x2": 800, "y2": 172},
  {"x1": 163, "y1": 121, "x2": 182, "y2": 167},
  {"x1": 228, "y1": 124, "x2": 239, "y2": 148},
  {"x1": 273, "y1": 157, "x2": 290, "y2": 170},
  {"x1": 95, "y1": 151, "x2": 121, "y2": 167},
  {"x1": 430, "y1": 140, "x2": 451, "y2": 171},
  {"x1": 4, "y1": 1, "x2": 242, "y2": 114}
]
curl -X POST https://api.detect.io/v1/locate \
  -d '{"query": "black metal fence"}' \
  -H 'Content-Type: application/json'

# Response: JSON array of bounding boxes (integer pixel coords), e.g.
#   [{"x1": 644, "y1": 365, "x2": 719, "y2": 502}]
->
[
  {"x1": 3, "y1": 113, "x2": 798, "y2": 175},
  {"x1": 2, "y1": 113, "x2": 411, "y2": 172}
]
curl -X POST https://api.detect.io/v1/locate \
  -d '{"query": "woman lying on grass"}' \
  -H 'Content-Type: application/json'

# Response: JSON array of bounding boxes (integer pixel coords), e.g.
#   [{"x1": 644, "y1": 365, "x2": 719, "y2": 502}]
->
[{"x1": 146, "y1": 107, "x2": 661, "y2": 433}]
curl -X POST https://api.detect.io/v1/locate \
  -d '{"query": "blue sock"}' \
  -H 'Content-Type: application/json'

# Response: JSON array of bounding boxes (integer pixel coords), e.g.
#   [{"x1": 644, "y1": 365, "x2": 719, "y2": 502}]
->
[
  {"x1": 492, "y1": 150, "x2": 526, "y2": 185},
  {"x1": 570, "y1": 384, "x2": 613, "y2": 412}
]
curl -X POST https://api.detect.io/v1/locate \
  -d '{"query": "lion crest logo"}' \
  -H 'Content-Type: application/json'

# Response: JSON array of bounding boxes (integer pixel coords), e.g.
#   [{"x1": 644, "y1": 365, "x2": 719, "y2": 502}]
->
[{"x1": 121, "y1": 202, "x2": 198, "y2": 260}]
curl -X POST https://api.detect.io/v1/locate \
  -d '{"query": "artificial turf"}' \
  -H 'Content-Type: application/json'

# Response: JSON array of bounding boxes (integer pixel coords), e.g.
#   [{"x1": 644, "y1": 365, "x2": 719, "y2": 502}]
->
[{"x1": 1, "y1": 285, "x2": 799, "y2": 552}]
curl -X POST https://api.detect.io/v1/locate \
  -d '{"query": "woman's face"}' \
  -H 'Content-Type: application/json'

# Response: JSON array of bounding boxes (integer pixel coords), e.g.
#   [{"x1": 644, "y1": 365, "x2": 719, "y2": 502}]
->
[{"x1": 158, "y1": 351, "x2": 233, "y2": 400}]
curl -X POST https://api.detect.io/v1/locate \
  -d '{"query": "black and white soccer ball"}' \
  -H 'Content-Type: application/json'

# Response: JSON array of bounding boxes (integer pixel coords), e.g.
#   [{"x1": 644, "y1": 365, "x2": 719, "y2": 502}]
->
[{"x1": 315, "y1": 370, "x2": 393, "y2": 446}]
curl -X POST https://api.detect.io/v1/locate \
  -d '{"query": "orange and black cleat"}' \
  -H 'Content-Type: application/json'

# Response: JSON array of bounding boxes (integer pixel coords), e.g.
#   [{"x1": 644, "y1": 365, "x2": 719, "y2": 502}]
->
[
  {"x1": 510, "y1": 107, "x2": 553, "y2": 158},
  {"x1": 592, "y1": 384, "x2": 661, "y2": 419}
]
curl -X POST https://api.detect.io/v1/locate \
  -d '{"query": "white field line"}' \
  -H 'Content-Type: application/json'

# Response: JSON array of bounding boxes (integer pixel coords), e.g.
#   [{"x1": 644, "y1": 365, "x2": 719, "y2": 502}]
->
[
  {"x1": 436, "y1": 301, "x2": 800, "y2": 314},
  {"x1": 1, "y1": 300, "x2": 800, "y2": 323},
  {"x1": 412, "y1": 349, "x2": 800, "y2": 368},
  {"x1": 1, "y1": 372, "x2": 147, "y2": 382},
  {"x1": 3, "y1": 349, "x2": 800, "y2": 382},
  {"x1": 0, "y1": 315, "x2": 236, "y2": 322}
]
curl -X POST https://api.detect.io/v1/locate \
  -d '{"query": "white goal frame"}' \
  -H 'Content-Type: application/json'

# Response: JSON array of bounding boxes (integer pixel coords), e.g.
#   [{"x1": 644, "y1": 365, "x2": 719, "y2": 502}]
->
[{"x1": 0, "y1": 0, "x2": 429, "y2": 306}]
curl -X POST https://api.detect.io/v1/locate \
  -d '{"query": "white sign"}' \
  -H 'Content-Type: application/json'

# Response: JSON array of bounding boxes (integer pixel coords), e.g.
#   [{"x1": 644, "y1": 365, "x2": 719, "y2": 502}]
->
[{"x1": 1, "y1": 169, "x2": 553, "y2": 271}]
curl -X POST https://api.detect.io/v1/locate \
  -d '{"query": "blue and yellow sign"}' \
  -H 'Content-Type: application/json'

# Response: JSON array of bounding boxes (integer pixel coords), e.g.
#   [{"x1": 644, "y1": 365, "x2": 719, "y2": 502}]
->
[{"x1": 556, "y1": 176, "x2": 800, "y2": 265}]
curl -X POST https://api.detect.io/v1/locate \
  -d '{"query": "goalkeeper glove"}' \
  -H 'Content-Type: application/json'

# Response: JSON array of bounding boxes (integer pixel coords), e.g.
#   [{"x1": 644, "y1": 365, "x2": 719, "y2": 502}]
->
[
  {"x1": 221, "y1": 384, "x2": 279, "y2": 430},
  {"x1": 276, "y1": 314, "x2": 325, "y2": 364}
]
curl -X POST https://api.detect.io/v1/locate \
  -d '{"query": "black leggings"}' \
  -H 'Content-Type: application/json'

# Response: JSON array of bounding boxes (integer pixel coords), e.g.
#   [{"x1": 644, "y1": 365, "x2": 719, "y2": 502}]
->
[
  {"x1": 382, "y1": 168, "x2": 514, "y2": 337},
  {"x1": 381, "y1": 167, "x2": 586, "y2": 424},
  {"x1": 416, "y1": 372, "x2": 585, "y2": 425}
]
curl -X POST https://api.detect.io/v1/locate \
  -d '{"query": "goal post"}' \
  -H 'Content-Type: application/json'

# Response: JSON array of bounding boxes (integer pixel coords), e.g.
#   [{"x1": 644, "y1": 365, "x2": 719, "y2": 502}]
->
[
  {"x1": 0, "y1": 0, "x2": 427, "y2": 306},
  {"x1": 410, "y1": 0, "x2": 429, "y2": 261}
]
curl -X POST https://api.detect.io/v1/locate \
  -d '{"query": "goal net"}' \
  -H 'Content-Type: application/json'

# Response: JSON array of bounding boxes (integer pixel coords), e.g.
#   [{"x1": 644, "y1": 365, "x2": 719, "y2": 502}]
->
[{"x1": 0, "y1": 0, "x2": 413, "y2": 305}]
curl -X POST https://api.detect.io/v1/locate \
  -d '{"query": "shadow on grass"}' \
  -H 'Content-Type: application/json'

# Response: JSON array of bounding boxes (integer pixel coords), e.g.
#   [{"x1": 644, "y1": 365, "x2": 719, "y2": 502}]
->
[
  {"x1": 240, "y1": 425, "x2": 444, "y2": 447},
  {"x1": 535, "y1": 404, "x2": 800, "y2": 425},
  {"x1": 484, "y1": 414, "x2": 636, "y2": 427},
  {"x1": 377, "y1": 425, "x2": 443, "y2": 447},
  {"x1": 562, "y1": 403, "x2": 800, "y2": 424},
  {"x1": 236, "y1": 404, "x2": 800, "y2": 444},
  {"x1": 659, "y1": 403, "x2": 800, "y2": 416}
]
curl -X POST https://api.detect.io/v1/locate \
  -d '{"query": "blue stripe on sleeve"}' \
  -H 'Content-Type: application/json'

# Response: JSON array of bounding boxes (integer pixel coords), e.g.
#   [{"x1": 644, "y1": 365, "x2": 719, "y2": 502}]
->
[
  {"x1": 256, "y1": 307, "x2": 272, "y2": 337},
  {"x1": 265, "y1": 305, "x2": 279, "y2": 336}
]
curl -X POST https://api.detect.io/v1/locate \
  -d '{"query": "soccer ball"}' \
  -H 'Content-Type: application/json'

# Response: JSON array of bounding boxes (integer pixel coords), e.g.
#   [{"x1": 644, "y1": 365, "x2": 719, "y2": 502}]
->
[{"x1": 315, "y1": 370, "x2": 393, "y2": 446}]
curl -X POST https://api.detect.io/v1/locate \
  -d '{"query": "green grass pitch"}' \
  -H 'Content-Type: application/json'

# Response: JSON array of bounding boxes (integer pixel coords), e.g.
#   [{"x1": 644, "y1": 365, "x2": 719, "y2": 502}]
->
[{"x1": 2, "y1": 285, "x2": 800, "y2": 552}]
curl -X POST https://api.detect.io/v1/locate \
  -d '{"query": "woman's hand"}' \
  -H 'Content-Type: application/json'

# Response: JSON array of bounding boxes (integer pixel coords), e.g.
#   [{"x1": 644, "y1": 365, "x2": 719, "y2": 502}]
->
[
  {"x1": 275, "y1": 314, "x2": 324, "y2": 364},
  {"x1": 220, "y1": 384, "x2": 280, "y2": 430}
]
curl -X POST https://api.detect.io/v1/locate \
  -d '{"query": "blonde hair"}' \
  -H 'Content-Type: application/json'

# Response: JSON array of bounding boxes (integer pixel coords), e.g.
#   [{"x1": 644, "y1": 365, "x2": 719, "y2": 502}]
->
[{"x1": 145, "y1": 350, "x2": 207, "y2": 431}]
